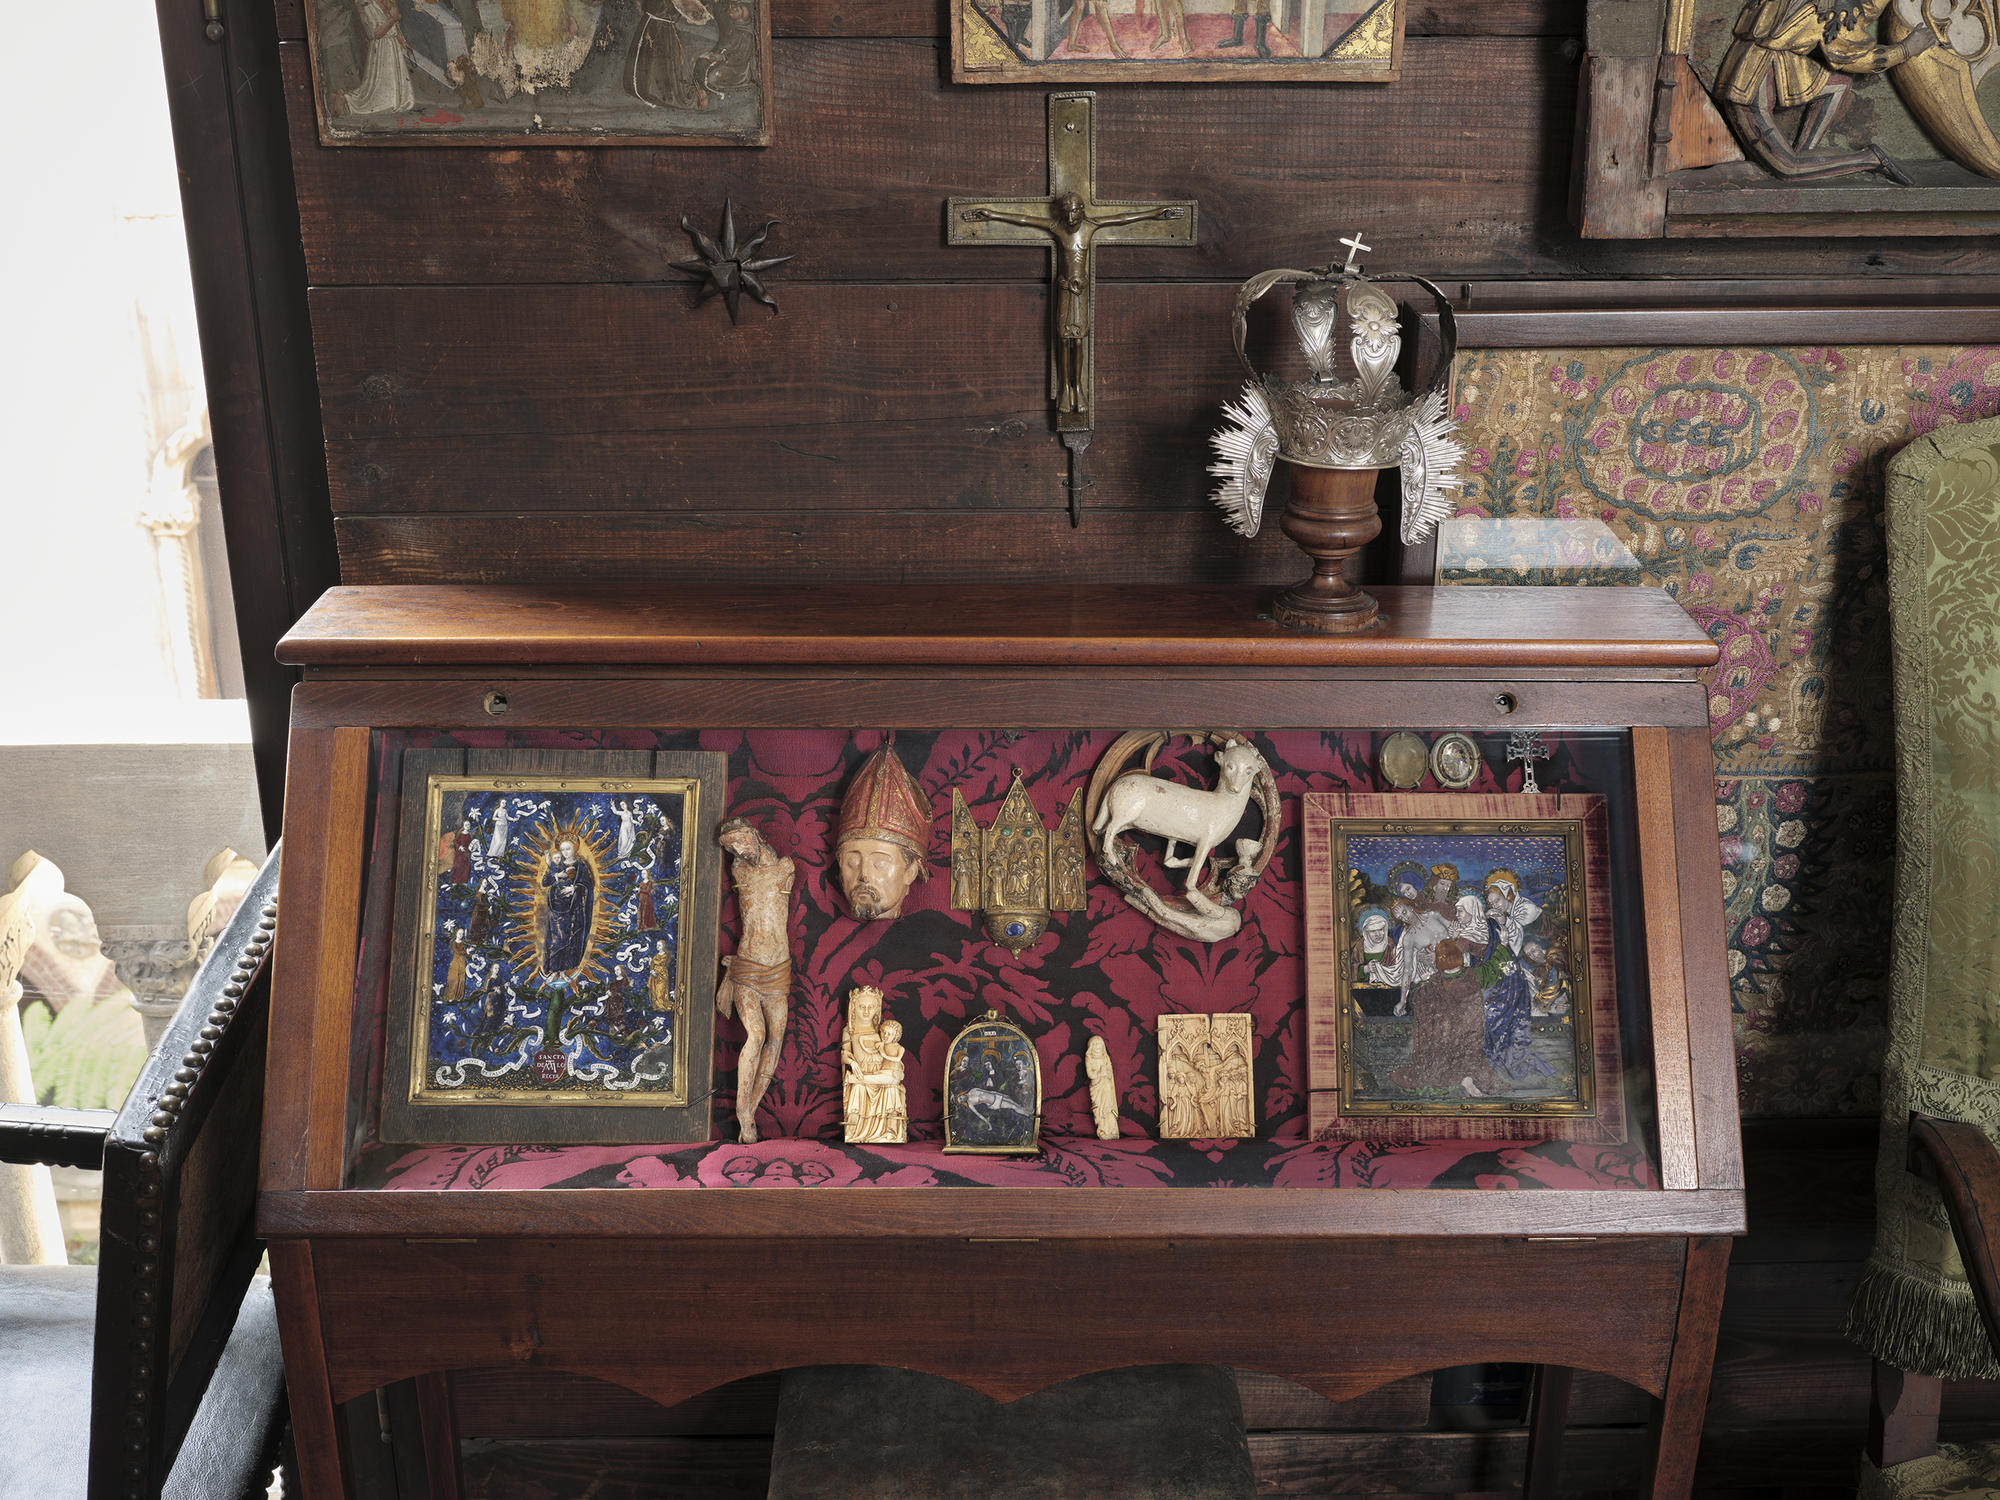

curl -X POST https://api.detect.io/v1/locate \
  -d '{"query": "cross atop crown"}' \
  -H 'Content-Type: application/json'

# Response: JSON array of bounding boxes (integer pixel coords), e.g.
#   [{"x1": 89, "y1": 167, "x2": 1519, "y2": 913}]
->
[{"x1": 1339, "y1": 232, "x2": 1371, "y2": 272}]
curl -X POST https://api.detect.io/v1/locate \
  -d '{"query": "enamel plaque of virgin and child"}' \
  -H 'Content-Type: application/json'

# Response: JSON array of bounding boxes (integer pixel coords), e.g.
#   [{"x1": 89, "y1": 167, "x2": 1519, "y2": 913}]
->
[
  {"x1": 381, "y1": 750, "x2": 725, "y2": 1144},
  {"x1": 1302, "y1": 793, "x2": 1626, "y2": 1144}
]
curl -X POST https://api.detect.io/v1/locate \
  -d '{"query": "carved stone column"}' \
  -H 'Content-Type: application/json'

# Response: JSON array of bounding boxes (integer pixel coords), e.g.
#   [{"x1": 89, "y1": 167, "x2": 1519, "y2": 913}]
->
[
  {"x1": 102, "y1": 930, "x2": 202, "y2": 1052},
  {"x1": 187, "y1": 848, "x2": 260, "y2": 966},
  {"x1": 105, "y1": 847, "x2": 259, "y2": 1049},
  {"x1": 138, "y1": 408, "x2": 220, "y2": 701},
  {"x1": 16, "y1": 867, "x2": 118, "y2": 1013},
  {"x1": 0, "y1": 866, "x2": 66, "y2": 1265}
]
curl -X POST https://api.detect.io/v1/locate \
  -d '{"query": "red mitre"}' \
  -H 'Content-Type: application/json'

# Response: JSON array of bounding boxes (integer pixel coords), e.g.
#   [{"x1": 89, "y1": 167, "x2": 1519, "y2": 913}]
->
[{"x1": 836, "y1": 746, "x2": 932, "y2": 863}]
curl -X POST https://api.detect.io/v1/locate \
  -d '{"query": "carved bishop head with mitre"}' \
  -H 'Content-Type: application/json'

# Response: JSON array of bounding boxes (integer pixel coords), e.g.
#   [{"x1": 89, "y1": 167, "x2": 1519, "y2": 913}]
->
[{"x1": 835, "y1": 746, "x2": 932, "y2": 921}]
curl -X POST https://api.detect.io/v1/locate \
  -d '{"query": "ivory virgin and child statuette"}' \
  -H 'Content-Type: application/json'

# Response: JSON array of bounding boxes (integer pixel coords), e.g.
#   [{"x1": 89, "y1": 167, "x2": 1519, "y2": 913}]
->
[{"x1": 842, "y1": 986, "x2": 908, "y2": 1145}]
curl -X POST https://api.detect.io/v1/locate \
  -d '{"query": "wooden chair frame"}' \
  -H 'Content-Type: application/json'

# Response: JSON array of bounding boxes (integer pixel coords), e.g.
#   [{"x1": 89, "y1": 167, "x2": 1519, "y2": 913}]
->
[
  {"x1": 0, "y1": 852, "x2": 286, "y2": 1500},
  {"x1": 1867, "y1": 1118, "x2": 2000, "y2": 1469}
]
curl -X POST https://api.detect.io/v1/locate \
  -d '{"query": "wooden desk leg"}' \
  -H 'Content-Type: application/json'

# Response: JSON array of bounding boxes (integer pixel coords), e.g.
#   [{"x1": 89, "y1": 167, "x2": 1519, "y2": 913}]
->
[
  {"x1": 1646, "y1": 1235, "x2": 1732, "y2": 1500},
  {"x1": 416, "y1": 1372, "x2": 465, "y2": 1500},
  {"x1": 1870, "y1": 1362, "x2": 1944, "y2": 1468},
  {"x1": 269, "y1": 1241, "x2": 356, "y2": 1500},
  {"x1": 1524, "y1": 1364, "x2": 1574, "y2": 1500}
]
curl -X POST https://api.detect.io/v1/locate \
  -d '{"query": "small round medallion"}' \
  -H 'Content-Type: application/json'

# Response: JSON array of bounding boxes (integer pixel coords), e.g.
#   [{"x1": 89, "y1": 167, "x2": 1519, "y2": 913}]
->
[
  {"x1": 1430, "y1": 732, "x2": 1482, "y2": 790},
  {"x1": 1378, "y1": 731, "x2": 1429, "y2": 789}
]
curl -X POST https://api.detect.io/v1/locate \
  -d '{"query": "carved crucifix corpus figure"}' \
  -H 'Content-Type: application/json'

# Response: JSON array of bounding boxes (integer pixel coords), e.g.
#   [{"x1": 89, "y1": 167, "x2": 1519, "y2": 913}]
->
[
  {"x1": 949, "y1": 91, "x2": 1197, "y2": 527},
  {"x1": 961, "y1": 191, "x2": 1183, "y2": 419},
  {"x1": 716, "y1": 817, "x2": 796, "y2": 1143}
]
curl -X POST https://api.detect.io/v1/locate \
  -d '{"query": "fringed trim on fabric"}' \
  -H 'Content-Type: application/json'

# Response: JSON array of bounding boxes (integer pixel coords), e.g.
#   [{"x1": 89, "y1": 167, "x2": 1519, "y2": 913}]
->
[{"x1": 1847, "y1": 1256, "x2": 2000, "y2": 1382}]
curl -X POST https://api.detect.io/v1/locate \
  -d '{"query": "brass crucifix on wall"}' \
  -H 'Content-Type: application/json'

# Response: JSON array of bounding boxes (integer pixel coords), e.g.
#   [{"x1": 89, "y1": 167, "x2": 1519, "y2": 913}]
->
[{"x1": 949, "y1": 91, "x2": 1198, "y2": 526}]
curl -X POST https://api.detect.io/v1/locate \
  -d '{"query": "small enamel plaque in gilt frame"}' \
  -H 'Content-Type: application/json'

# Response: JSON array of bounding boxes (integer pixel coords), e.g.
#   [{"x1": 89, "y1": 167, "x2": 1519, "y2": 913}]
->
[
  {"x1": 1302, "y1": 792, "x2": 1626, "y2": 1145},
  {"x1": 381, "y1": 748, "x2": 725, "y2": 1144},
  {"x1": 943, "y1": 1011, "x2": 1043, "y2": 1154}
]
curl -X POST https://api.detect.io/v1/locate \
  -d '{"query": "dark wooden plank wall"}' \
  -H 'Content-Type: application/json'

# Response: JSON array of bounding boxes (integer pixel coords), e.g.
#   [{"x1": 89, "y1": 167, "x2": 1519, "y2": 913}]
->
[{"x1": 274, "y1": 0, "x2": 2000, "y2": 586}]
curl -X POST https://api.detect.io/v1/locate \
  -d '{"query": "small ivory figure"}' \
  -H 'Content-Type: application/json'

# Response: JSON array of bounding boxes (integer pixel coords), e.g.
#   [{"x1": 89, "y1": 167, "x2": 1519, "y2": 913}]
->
[
  {"x1": 842, "y1": 986, "x2": 908, "y2": 1144},
  {"x1": 1157, "y1": 1013, "x2": 1256, "y2": 1140},
  {"x1": 1085, "y1": 1035, "x2": 1119, "y2": 1140},
  {"x1": 716, "y1": 818, "x2": 797, "y2": 1144},
  {"x1": 836, "y1": 745, "x2": 933, "y2": 921}
]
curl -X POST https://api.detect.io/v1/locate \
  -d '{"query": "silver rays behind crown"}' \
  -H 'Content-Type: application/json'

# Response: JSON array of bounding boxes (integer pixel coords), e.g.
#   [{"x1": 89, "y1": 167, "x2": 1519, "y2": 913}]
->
[
  {"x1": 1208, "y1": 252, "x2": 1466, "y2": 544},
  {"x1": 1208, "y1": 385, "x2": 1279, "y2": 538},
  {"x1": 1395, "y1": 389, "x2": 1467, "y2": 545}
]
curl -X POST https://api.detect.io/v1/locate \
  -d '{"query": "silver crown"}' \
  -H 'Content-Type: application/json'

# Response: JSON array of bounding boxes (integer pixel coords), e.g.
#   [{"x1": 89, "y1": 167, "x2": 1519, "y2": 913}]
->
[{"x1": 1209, "y1": 237, "x2": 1465, "y2": 545}]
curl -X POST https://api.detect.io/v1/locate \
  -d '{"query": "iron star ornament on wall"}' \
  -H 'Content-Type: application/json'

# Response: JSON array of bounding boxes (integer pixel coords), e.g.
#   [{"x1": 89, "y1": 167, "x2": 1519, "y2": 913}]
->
[{"x1": 672, "y1": 200, "x2": 793, "y2": 324}]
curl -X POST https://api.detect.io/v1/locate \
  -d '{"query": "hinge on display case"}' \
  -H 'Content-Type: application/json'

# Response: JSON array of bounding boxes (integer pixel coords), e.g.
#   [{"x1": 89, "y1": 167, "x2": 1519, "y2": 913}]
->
[{"x1": 203, "y1": 0, "x2": 223, "y2": 42}]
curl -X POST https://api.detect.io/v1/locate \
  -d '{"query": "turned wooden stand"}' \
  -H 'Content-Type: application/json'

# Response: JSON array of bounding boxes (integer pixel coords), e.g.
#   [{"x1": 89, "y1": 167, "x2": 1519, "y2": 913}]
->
[
  {"x1": 1272, "y1": 464, "x2": 1386, "y2": 634},
  {"x1": 261, "y1": 583, "x2": 1741, "y2": 1499}
]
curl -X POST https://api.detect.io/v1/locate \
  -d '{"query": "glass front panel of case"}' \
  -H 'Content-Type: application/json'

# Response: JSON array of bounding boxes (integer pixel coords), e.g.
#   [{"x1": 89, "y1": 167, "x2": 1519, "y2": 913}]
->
[{"x1": 344, "y1": 725, "x2": 1665, "y2": 1194}]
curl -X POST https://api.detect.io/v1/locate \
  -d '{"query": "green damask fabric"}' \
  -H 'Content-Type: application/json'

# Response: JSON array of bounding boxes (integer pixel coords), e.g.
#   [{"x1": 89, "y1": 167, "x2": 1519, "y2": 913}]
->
[
  {"x1": 1847, "y1": 419, "x2": 2000, "y2": 1381},
  {"x1": 1862, "y1": 1440, "x2": 2000, "y2": 1500}
]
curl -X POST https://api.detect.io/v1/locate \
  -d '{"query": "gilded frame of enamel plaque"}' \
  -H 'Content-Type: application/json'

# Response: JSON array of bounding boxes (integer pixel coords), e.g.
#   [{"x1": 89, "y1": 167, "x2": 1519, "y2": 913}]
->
[
  {"x1": 951, "y1": 0, "x2": 1401, "y2": 82},
  {"x1": 380, "y1": 748, "x2": 726, "y2": 1144}
]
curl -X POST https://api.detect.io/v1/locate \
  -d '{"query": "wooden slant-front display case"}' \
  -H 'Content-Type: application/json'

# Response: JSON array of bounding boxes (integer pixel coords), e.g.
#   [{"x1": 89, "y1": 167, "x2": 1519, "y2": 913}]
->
[{"x1": 261, "y1": 583, "x2": 1741, "y2": 1499}]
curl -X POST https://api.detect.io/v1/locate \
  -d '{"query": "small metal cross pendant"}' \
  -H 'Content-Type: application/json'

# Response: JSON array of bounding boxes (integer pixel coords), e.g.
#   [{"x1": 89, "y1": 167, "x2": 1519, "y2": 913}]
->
[
  {"x1": 1507, "y1": 731, "x2": 1550, "y2": 794},
  {"x1": 1338, "y1": 232, "x2": 1371, "y2": 271},
  {"x1": 948, "y1": 91, "x2": 1197, "y2": 527}
]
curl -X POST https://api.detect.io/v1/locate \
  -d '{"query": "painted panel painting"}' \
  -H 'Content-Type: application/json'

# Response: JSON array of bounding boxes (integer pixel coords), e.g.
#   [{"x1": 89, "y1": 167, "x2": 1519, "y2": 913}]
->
[
  {"x1": 305, "y1": 0, "x2": 772, "y2": 144},
  {"x1": 951, "y1": 0, "x2": 1399, "y2": 82},
  {"x1": 1304, "y1": 793, "x2": 1626, "y2": 1144},
  {"x1": 943, "y1": 1012, "x2": 1043, "y2": 1153},
  {"x1": 382, "y1": 751, "x2": 725, "y2": 1144}
]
